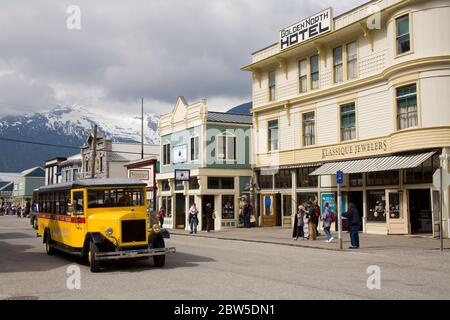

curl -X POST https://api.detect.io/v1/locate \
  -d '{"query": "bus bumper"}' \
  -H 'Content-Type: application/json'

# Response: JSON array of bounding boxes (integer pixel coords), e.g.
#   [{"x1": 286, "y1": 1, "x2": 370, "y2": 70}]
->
[{"x1": 95, "y1": 247, "x2": 176, "y2": 261}]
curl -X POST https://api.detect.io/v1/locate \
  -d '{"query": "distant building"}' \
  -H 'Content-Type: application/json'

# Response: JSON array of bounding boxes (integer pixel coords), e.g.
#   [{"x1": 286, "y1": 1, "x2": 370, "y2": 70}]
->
[
  {"x1": 125, "y1": 157, "x2": 159, "y2": 212},
  {"x1": 12, "y1": 166, "x2": 45, "y2": 206},
  {"x1": 0, "y1": 181, "x2": 14, "y2": 207},
  {"x1": 156, "y1": 97, "x2": 253, "y2": 231},
  {"x1": 80, "y1": 132, "x2": 159, "y2": 179},
  {"x1": 59, "y1": 154, "x2": 82, "y2": 183},
  {"x1": 44, "y1": 157, "x2": 67, "y2": 185}
]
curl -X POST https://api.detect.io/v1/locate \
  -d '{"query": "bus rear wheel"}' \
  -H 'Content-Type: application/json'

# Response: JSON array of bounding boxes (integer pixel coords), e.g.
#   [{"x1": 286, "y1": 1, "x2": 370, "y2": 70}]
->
[
  {"x1": 88, "y1": 240, "x2": 102, "y2": 273},
  {"x1": 45, "y1": 233, "x2": 56, "y2": 255},
  {"x1": 153, "y1": 237, "x2": 165, "y2": 267}
]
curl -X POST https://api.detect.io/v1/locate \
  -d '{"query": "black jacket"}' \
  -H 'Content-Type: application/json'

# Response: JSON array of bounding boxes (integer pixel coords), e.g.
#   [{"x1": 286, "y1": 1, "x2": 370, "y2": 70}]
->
[{"x1": 345, "y1": 207, "x2": 361, "y2": 226}]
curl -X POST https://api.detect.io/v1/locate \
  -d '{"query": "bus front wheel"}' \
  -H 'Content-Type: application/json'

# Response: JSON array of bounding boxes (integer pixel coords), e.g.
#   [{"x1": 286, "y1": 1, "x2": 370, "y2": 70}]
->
[
  {"x1": 88, "y1": 240, "x2": 102, "y2": 273},
  {"x1": 153, "y1": 237, "x2": 165, "y2": 267}
]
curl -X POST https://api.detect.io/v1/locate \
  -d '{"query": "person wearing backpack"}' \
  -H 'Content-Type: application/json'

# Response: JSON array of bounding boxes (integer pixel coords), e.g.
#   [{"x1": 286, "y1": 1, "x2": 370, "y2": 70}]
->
[{"x1": 322, "y1": 202, "x2": 334, "y2": 242}]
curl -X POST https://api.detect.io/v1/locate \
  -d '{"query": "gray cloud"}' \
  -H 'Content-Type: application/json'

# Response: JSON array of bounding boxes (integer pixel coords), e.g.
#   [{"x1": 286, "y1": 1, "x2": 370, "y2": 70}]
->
[{"x1": 0, "y1": 0, "x2": 367, "y2": 116}]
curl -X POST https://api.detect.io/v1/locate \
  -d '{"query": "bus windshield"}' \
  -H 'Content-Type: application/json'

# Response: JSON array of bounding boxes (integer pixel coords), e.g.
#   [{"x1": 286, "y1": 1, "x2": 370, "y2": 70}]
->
[{"x1": 87, "y1": 188, "x2": 144, "y2": 208}]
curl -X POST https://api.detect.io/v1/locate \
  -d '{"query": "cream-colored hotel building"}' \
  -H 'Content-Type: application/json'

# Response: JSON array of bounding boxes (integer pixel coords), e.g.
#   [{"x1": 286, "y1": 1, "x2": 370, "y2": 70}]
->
[{"x1": 242, "y1": 0, "x2": 450, "y2": 236}]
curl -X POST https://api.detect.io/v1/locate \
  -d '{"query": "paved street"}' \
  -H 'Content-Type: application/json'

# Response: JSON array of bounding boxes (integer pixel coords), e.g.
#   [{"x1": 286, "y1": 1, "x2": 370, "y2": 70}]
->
[{"x1": 1, "y1": 215, "x2": 450, "y2": 300}]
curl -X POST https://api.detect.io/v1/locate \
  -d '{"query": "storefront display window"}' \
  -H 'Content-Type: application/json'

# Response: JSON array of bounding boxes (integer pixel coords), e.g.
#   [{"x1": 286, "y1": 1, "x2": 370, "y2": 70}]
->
[
  {"x1": 367, "y1": 170, "x2": 399, "y2": 186},
  {"x1": 404, "y1": 154, "x2": 440, "y2": 184},
  {"x1": 349, "y1": 173, "x2": 363, "y2": 187},
  {"x1": 367, "y1": 190, "x2": 386, "y2": 222},
  {"x1": 258, "y1": 172, "x2": 273, "y2": 190},
  {"x1": 283, "y1": 195, "x2": 292, "y2": 216},
  {"x1": 275, "y1": 169, "x2": 292, "y2": 189},
  {"x1": 161, "y1": 196, "x2": 172, "y2": 218},
  {"x1": 296, "y1": 167, "x2": 318, "y2": 188},
  {"x1": 222, "y1": 195, "x2": 234, "y2": 220},
  {"x1": 297, "y1": 193, "x2": 318, "y2": 206}
]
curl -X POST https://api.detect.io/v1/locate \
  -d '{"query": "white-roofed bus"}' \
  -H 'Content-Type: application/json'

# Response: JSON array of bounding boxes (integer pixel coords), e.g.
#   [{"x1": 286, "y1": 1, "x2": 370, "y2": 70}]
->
[{"x1": 36, "y1": 178, "x2": 175, "y2": 272}]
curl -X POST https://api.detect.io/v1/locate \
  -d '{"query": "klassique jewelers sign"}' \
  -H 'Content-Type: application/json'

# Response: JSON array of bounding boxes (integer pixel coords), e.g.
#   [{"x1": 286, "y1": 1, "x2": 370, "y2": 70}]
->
[
  {"x1": 321, "y1": 140, "x2": 388, "y2": 159},
  {"x1": 279, "y1": 8, "x2": 332, "y2": 50}
]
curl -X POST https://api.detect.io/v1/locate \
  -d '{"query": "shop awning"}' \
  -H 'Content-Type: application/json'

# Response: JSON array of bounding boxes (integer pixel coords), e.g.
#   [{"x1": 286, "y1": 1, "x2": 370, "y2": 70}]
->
[{"x1": 310, "y1": 151, "x2": 436, "y2": 176}]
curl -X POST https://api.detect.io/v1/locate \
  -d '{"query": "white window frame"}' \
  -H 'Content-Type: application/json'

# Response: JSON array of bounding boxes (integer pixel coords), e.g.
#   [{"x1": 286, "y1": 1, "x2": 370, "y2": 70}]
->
[
  {"x1": 162, "y1": 142, "x2": 171, "y2": 165},
  {"x1": 216, "y1": 132, "x2": 237, "y2": 162},
  {"x1": 190, "y1": 135, "x2": 200, "y2": 162}
]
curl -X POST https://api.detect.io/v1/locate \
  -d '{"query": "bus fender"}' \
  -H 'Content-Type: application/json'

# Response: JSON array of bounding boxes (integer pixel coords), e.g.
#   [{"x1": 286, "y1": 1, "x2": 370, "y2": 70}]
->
[
  {"x1": 43, "y1": 228, "x2": 50, "y2": 244},
  {"x1": 88, "y1": 232, "x2": 105, "y2": 245}
]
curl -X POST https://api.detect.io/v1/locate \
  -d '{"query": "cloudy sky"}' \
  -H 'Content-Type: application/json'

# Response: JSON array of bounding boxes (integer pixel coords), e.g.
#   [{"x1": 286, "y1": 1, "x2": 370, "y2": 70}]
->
[{"x1": 0, "y1": 0, "x2": 367, "y2": 117}]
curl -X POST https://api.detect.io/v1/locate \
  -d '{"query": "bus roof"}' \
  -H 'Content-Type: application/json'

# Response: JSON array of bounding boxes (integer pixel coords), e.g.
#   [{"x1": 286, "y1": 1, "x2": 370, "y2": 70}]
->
[{"x1": 37, "y1": 178, "x2": 147, "y2": 192}]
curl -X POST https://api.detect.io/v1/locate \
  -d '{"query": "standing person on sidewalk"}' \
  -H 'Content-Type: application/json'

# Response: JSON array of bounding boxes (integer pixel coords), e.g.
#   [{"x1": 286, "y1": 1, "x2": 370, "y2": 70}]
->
[
  {"x1": 322, "y1": 202, "x2": 334, "y2": 242},
  {"x1": 308, "y1": 201, "x2": 318, "y2": 239},
  {"x1": 205, "y1": 203, "x2": 215, "y2": 232},
  {"x1": 307, "y1": 202, "x2": 317, "y2": 240},
  {"x1": 295, "y1": 204, "x2": 306, "y2": 240},
  {"x1": 188, "y1": 203, "x2": 199, "y2": 234},
  {"x1": 344, "y1": 203, "x2": 361, "y2": 249},
  {"x1": 158, "y1": 206, "x2": 166, "y2": 228},
  {"x1": 314, "y1": 200, "x2": 321, "y2": 236},
  {"x1": 292, "y1": 205, "x2": 299, "y2": 239}
]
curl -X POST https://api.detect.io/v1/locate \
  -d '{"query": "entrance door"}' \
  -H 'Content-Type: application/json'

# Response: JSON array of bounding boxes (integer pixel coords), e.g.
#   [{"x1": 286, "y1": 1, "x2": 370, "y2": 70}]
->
[
  {"x1": 261, "y1": 194, "x2": 278, "y2": 227},
  {"x1": 202, "y1": 195, "x2": 215, "y2": 231},
  {"x1": 386, "y1": 190, "x2": 408, "y2": 234},
  {"x1": 409, "y1": 189, "x2": 432, "y2": 234},
  {"x1": 175, "y1": 194, "x2": 186, "y2": 229}
]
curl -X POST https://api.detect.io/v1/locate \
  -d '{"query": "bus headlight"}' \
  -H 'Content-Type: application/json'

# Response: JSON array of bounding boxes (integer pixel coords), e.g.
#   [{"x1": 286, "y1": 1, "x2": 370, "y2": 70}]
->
[
  {"x1": 106, "y1": 228, "x2": 114, "y2": 236},
  {"x1": 152, "y1": 224, "x2": 160, "y2": 233}
]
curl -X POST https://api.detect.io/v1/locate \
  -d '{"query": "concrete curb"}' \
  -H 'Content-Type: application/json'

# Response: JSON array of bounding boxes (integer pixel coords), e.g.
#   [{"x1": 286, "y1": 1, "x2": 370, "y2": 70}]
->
[{"x1": 170, "y1": 231, "x2": 347, "y2": 252}]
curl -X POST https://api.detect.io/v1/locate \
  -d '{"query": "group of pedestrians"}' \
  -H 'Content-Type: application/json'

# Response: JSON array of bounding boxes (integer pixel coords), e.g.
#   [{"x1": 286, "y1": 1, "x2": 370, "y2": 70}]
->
[
  {"x1": 0, "y1": 203, "x2": 30, "y2": 218},
  {"x1": 187, "y1": 203, "x2": 215, "y2": 234},
  {"x1": 292, "y1": 200, "x2": 361, "y2": 249}
]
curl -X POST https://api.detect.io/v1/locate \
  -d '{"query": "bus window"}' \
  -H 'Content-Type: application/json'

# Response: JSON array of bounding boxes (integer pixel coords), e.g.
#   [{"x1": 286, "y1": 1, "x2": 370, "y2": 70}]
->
[{"x1": 73, "y1": 191, "x2": 84, "y2": 215}]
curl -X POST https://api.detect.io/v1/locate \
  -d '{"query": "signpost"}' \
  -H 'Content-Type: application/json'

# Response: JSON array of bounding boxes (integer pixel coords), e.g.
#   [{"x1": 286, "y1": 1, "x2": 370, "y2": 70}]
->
[{"x1": 336, "y1": 170, "x2": 344, "y2": 250}]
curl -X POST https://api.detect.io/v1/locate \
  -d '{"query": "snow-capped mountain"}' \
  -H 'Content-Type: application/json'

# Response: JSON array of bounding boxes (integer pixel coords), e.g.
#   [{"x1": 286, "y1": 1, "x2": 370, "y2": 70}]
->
[{"x1": 0, "y1": 105, "x2": 160, "y2": 172}]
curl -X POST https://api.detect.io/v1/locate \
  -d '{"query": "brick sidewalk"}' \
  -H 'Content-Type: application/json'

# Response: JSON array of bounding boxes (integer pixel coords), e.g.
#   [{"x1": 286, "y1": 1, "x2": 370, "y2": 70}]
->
[{"x1": 170, "y1": 226, "x2": 450, "y2": 253}]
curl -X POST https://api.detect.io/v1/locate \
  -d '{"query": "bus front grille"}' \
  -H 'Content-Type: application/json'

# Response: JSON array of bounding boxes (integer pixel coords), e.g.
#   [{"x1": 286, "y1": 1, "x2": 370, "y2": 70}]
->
[{"x1": 121, "y1": 219, "x2": 146, "y2": 243}]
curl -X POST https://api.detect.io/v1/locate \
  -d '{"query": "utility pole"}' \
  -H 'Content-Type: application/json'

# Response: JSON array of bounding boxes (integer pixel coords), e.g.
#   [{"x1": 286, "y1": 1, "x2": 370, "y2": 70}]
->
[
  {"x1": 141, "y1": 97, "x2": 144, "y2": 160},
  {"x1": 91, "y1": 124, "x2": 97, "y2": 179}
]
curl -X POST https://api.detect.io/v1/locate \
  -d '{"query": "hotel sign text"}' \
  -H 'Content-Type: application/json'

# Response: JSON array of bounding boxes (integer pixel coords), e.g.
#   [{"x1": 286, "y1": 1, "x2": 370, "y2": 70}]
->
[
  {"x1": 279, "y1": 8, "x2": 332, "y2": 50},
  {"x1": 322, "y1": 140, "x2": 388, "y2": 159}
]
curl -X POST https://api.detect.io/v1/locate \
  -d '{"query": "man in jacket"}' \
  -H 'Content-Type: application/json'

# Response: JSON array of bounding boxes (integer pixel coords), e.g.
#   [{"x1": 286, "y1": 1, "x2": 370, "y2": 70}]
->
[
  {"x1": 344, "y1": 203, "x2": 361, "y2": 249},
  {"x1": 205, "y1": 203, "x2": 215, "y2": 232}
]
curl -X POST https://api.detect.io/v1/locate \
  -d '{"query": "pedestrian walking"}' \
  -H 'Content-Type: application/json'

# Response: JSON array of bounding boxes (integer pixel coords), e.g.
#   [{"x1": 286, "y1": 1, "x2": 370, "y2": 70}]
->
[
  {"x1": 188, "y1": 203, "x2": 199, "y2": 234},
  {"x1": 158, "y1": 206, "x2": 166, "y2": 228},
  {"x1": 295, "y1": 204, "x2": 306, "y2": 240},
  {"x1": 322, "y1": 202, "x2": 334, "y2": 242},
  {"x1": 343, "y1": 203, "x2": 361, "y2": 249},
  {"x1": 205, "y1": 203, "x2": 215, "y2": 232}
]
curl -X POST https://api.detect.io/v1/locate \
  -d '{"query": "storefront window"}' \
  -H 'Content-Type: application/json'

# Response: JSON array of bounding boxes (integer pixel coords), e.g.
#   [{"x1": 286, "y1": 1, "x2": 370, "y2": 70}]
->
[
  {"x1": 283, "y1": 195, "x2": 292, "y2": 217},
  {"x1": 161, "y1": 196, "x2": 172, "y2": 218},
  {"x1": 296, "y1": 167, "x2": 319, "y2": 188},
  {"x1": 222, "y1": 195, "x2": 235, "y2": 220},
  {"x1": 161, "y1": 180, "x2": 170, "y2": 191},
  {"x1": 404, "y1": 154, "x2": 440, "y2": 184},
  {"x1": 258, "y1": 172, "x2": 273, "y2": 190},
  {"x1": 349, "y1": 173, "x2": 363, "y2": 187},
  {"x1": 367, "y1": 170, "x2": 399, "y2": 186},
  {"x1": 275, "y1": 169, "x2": 292, "y2": 189},
  {"x1": 297, "y1": 193, "x2": 318, "y2": 206},
  {"x1": 189, "y1": 177, "x2": 199, "y2": 190},
  {"x1": 367, "y1": 190, "x2": 386, "y2": 222},
  {"x1": 207, "y1": 177, "x2": 234, "y2": 190}
]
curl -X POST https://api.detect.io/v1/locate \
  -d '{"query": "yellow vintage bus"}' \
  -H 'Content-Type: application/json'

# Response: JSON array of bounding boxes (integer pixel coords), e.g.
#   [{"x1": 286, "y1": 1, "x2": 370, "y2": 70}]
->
[{"x1": 36, "y1": 178, "x2": 175, "y2": 272}]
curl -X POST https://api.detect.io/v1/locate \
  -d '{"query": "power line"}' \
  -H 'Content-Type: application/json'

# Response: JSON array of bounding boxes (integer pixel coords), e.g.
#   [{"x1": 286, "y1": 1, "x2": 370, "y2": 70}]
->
[{"x1": 0, "y1": 137, "x2": 159, "y2": 157}]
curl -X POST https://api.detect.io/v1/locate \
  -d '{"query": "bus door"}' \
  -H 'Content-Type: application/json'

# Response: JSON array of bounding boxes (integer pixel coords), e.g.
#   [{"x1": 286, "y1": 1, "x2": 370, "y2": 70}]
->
[{"x1": 69, "y1": 189, "x2": 87, "y2": 248}]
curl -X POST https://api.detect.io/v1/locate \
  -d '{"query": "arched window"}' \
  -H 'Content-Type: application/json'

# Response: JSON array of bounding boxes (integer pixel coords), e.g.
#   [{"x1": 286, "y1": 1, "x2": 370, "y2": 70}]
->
[{"x1": 217, "y1": 132, "x2": 236, "y2": 161}]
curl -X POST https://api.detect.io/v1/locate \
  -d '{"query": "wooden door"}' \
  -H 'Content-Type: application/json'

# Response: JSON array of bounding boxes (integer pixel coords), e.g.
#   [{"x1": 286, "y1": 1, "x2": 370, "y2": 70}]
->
[{"x1": 386, "y1": 190, "x2": 408, "y2": 234}]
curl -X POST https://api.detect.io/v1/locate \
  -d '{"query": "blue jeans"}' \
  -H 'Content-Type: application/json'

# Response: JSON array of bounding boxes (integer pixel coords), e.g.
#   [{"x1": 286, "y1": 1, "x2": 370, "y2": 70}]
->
[
  {"x1": 324, "y1": 226, "x2": 332, "y2": 240},
  {"x1": 296, "y1": 225, "x2": 305, "y2": 239},
  {"x1": 350, "y1": 225, "x2": 360, "y2": 247},
  {"x1": 190, "y1": 218, "x2": 198, "y2": 233}
]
